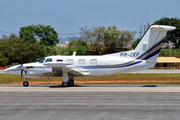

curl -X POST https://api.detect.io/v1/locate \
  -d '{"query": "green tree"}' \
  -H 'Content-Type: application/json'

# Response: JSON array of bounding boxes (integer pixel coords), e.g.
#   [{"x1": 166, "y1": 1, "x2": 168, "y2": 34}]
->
[
  {"x1": 0, "y1": 52, "x2": 9, "y2": 66},
  {"x1": 17, "y1": 40, "x2": 45, "y2": 63},
  {"x1": 103, "y1": 25, "x2": 121, "y2": 53},
  {"x1": 19, "y1": 25, "x2": 36, "y2": 43},
  {"x1": 80, "y1": 25, "x2": 134, "y2": 54},
  {"x1": 118, "y1": 30, "x2": 134, "y2": 50},
  {"x1": 47, "y1": 46, "x2": 69, "y2": 56},
  {"x1": 154, "y1": 17, "x2": 180, "y2": 48},
  {"x1": 0, "y1": 34, "x2": 44, "y2": 65},
  {"x1": 91, "y1": 26, "x2": 106, "y2": 55},
  {"x1": 0, "y1": 34, "x2": 18, "y2": 41},
  {"x1": 132, "y1": 38, "x2": 141, "y2": 49},
  {"x1": 80, "y1": 26, "x2": 106, "y2": 55},
  {"x1": 103, "y1": 26, "x2": 134, "y2": 52},
  {"x1": 68, "y1": 39, "x2": 89, "y2": 55},
  {"x1": 9, "y1": 34, "x2": 19, "y2": 40},
  {"x1": 19, "y1": 24, "x2": 59, "y2": 46}
]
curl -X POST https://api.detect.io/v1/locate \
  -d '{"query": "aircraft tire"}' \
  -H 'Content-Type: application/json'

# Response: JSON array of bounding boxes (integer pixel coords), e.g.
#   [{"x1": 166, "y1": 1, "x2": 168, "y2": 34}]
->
[
  {"x1": 23, "y1": 81, "x2": 29, "y2": 87},
  {"x1": 69, "y1": 81, "x2": 74, "y2": 86},
  {"x1": 62, "y1": 82, "x2": 68, "y2": 87}
]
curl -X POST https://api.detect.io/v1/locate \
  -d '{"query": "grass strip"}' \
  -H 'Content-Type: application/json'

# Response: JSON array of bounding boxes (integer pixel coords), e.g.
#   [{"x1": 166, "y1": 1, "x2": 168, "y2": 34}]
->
[{"x1": 1, "y1": 73, "x2": 180, "y2": 85}]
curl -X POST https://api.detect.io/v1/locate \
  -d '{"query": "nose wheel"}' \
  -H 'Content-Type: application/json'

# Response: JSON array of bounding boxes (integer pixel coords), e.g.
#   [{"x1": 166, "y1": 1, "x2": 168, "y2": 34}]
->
[{"x1": 23, "y1": 78, "x2": 29, "y2": 87}]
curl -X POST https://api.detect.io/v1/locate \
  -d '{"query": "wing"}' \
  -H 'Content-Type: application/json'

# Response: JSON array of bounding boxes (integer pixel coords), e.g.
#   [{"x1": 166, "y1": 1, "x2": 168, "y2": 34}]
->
[{"x1": 66, "y1": 66, "x2": 90, "y2": 75}]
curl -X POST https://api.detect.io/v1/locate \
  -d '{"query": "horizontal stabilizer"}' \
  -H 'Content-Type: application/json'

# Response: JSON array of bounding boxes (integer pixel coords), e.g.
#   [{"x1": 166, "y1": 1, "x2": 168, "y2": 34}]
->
[{"x1": 150, "y1": 25, "x2": 176, "y2": 31}]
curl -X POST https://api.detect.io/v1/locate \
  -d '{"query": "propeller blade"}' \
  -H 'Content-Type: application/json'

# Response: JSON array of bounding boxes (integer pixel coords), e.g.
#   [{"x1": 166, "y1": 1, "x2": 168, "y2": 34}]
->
[{"x1": 21, "y1": 69, "x2": 23, "y2": 79}]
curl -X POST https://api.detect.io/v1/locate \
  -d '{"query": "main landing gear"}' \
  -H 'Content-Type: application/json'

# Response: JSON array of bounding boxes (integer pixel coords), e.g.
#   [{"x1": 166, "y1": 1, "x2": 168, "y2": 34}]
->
[
  {"x1": 62, "y1": 78, "x2": 74, "y2": 87},
  {"x1": 62, "y1": 71, "x2": 74, "y2": 87},
  {"x1": 23, "y1": 78, "x2": 29, "y2": 87}
]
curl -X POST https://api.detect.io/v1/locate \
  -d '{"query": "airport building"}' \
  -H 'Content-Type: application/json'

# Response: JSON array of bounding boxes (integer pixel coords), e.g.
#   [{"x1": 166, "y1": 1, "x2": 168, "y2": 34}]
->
[{"x1": 155, "y1": 57, "x2": 180, "y2": 69}]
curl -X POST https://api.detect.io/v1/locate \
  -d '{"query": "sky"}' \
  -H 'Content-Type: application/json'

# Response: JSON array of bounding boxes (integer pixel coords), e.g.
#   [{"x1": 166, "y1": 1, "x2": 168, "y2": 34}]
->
[{"x1": 0, "y1": 0, "x2": 179, "y2": 38}]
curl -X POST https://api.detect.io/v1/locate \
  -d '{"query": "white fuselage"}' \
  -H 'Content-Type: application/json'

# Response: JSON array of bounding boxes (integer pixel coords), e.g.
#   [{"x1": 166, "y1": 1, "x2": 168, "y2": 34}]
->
[{"x1": 4, "y1": 55, "x2": 146, "y2": 78}]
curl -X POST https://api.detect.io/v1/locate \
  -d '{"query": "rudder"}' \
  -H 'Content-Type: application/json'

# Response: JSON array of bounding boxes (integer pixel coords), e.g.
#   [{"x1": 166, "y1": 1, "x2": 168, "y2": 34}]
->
[{"x1": 135, "y1": 25, "x2": 175, "y2": 61}]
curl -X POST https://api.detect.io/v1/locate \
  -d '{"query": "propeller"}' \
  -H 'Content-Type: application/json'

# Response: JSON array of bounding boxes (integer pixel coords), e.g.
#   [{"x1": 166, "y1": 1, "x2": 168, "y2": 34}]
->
[
  {"x1": 18, "y1": 65, "x2": 31, "y2": 79},
  {"x1": 18, "y1": 65, "x2": 24, "y2": 79},
  {"x1": 20, "y1": 69, "x2": 27, "y2": 79},
  {"x1": 21, "y1": 69, "x2": 23, "y2": 79}
]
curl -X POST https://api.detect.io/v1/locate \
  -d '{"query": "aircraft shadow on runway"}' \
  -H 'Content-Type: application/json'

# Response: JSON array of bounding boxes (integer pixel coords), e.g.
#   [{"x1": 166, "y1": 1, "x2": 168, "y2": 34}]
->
[
  {"x1": 49, "y1": 85, "x2": 83, "y2": 88},
  {"x1": 48, "y1": 84, "x2": 157, "y2": 88},
  {"x1": 142, "y1": 85, "x2": 157, "y2": 87}
]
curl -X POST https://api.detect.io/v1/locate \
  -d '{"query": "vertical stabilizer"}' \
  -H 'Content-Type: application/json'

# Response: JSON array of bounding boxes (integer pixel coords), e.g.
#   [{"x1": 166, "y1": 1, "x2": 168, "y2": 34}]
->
[
  {"x1": 135, "y1": 25, "x2": 176, "y2": 61},
  {"x1": 103, "y1": 25, "x2": 176, "y2": 61}
]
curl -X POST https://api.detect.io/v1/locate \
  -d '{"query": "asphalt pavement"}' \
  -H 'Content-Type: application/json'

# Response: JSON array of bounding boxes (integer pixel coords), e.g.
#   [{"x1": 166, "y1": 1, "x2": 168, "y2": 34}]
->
[
  {"x1": 0, "y1": 70, "x2": 3, "y2": 73},
  {"x1": 0, "y1": 87, "x2": 180, "y2": 120}
]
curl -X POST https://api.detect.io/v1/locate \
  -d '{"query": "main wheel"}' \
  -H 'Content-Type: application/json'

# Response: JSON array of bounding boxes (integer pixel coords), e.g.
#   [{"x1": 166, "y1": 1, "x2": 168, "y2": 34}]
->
[
  {"x1": 23, "y1": 81, "x2": 29, "y2": 87},
  {"x1": 62, "y1": 82, "x2": 68, "y2": 87},
  {"x1": 68, "y1": 78, "x2": 74, "y2": 86},
  {"x1": 68, "y1": 81, "x2": 74, "y2": 86}
]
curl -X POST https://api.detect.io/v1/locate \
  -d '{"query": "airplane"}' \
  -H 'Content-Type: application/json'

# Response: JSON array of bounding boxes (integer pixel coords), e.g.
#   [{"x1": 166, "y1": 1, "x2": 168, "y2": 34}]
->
[{"x1": 3, "y1": 25, "x2": 176, "y2": 87}]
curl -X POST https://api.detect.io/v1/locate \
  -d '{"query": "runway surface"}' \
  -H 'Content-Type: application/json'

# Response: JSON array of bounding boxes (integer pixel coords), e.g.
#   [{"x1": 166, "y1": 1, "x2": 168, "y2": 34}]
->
[
  {"x1": 0, "y1": 70, "x2": 4, "y2": 73},
  {"x1": 0, "y1": 86, "x2": 180, "y2": 120},
  {"x1": 1, "y1": 69, "x2": 180, "y2": 119}
]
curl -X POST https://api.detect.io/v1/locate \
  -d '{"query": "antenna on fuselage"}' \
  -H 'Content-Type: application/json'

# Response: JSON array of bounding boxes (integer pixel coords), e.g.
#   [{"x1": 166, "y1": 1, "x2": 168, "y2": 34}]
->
[{"x1": 72, "y1": 52, "x2": 76, "y2": 56}]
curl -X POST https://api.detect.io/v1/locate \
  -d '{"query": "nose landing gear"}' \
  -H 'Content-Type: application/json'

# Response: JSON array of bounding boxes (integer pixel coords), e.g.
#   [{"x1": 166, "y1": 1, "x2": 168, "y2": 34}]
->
[{"x1": 23, "y1": 78, "x2": 29, "y2": 87}]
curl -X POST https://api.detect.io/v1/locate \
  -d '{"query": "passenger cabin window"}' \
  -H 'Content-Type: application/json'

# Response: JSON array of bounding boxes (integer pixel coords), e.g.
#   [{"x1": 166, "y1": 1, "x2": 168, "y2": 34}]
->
[
  {"x1": 67, "y1": 59, "x2": 73, "y2": 64},
  {"x1": 57, "y1": 59, "x2": 63, "y2": 62},
  {"x1": 78, "y1": 59, "x2": 85, "y2": 64},
  {"x1": 90, "y1": 59, "x2": 97, "y2": 64},
  {"x1": 45, "y1": 58, "x2": 52, "y2": 62},
  {"x1": 39, "y1": 58, "x2": 45, "y2": 63}
]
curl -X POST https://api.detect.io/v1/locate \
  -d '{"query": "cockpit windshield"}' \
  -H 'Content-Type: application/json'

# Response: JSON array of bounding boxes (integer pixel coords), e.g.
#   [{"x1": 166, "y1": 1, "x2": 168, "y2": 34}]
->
[
  {"x1": 39, "y1": 58, "x2": 45, "y2": 63},
  {"x1": 45, "y1": 58, "x2": 52, "y2": 62}
]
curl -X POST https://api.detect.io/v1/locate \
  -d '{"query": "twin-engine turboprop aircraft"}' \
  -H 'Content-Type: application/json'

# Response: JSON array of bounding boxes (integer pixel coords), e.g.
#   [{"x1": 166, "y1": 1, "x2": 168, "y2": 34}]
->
[{"x1": 3, "y1": 25, "x2": 176, "y2": 87}]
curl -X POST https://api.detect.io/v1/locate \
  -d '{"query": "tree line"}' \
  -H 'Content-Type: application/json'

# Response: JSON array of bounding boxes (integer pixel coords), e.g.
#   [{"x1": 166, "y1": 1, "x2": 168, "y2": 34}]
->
[{"x1": 0, "y1": 25, "x2": 134, "y2": 66}]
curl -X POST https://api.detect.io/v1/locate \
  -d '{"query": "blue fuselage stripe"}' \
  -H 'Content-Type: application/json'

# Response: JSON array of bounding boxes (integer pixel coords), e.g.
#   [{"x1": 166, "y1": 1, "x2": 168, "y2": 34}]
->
[
  {"x1": 142, "y1": 48, "x2": 161, "y2": 60},
  {"x1": 137, "y1": 39, "x2": 164, "y2": 60},
  {"x1": 82, "y1": 61, "x2": 143, "y2": 69}
]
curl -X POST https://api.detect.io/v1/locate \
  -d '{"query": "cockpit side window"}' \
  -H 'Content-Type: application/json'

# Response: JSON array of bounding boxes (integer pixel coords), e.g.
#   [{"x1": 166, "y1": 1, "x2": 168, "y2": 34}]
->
[
  {"x1": 39, "y1": 58, "x2": 45, "y2": 63},
  {"x1": 45, "y1": 58, "x2": 52, "y2": 62}
]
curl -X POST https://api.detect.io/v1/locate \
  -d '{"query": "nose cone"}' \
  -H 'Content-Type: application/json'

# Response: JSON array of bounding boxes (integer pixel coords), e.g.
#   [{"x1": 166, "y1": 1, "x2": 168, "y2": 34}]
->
[
  {"x1": 3, "y1": 65, "x2": 21, "y2": 74},
  {"x1": 3, "y1": 67, "x2": 11, "y2": 73},
  {"x1": 3, "y1": 69, "x2": 7, "y2": 73}
]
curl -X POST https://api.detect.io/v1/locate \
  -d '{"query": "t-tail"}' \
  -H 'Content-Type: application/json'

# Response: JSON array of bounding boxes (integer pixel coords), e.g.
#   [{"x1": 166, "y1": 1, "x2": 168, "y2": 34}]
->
[
  {"x1": 105, "y1": 25, "x2": 175, "y2": 59},
  {"x1": 134, "y1": 25, "x2": 176, "y2": 61},
  {"x1": 103, "y1": 25, "x2": 176, "y2": 68}
]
